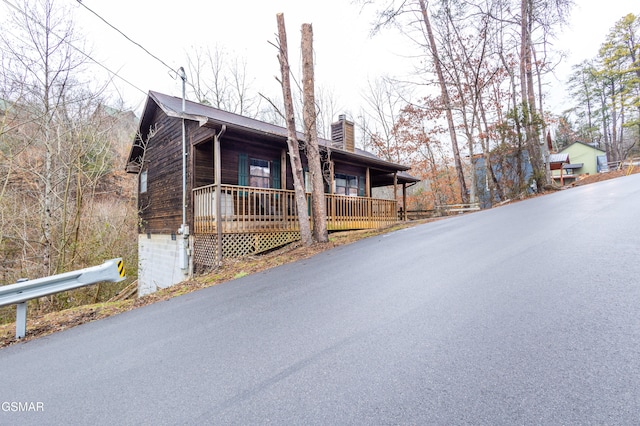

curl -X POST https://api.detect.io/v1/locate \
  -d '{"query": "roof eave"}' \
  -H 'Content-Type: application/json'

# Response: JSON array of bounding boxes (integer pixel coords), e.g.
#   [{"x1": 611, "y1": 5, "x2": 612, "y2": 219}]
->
[{"x1": 131, "y1": 90, "x2": 415, "y2": 175}]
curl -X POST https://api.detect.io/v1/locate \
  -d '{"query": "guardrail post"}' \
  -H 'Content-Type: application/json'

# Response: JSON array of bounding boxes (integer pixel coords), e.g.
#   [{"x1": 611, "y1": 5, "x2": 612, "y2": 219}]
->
[
  {"x1": 16, "y1": 302, "x2": 27, "y2": 339},
  {"x1": 15, "y1": 278, "x2": 29, "y2": 339},
  {"x1": 1, "y1": 259, "x2": 125, "y2": 340}
]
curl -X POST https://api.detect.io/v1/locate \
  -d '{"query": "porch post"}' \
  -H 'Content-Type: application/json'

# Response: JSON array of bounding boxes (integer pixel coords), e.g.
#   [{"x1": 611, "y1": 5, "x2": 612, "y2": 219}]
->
[
  {"x1": 281, "y1": 149, "x2": 288, "y2": 223},
  {"x1": 329, "y1": 161, "x2": 335, "y2": 194},
  {"x1": 329, "y1": 161, "x2": 335, "y2": 225},
  {"x1": 366, "y1": 167, "x2": 371, "y2": 222},
  {"x1": 402, "y1": 183, "x2": 407, "y2": 221},
  {"x1": 281, "y1": 149, "x2": 287, "y2": 189},
  {"x1": 215, "y1": 126, "x2": 226, "y2": 266},
  {"x1": 365, "y1": 167, "x2": 371, "y2": 197},
  {"x1": 393, "y1": 172, "x2": 398, "y2": 218}
]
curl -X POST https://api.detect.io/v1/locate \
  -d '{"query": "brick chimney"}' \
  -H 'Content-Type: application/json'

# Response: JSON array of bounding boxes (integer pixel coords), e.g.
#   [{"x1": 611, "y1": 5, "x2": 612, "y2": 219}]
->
[{"x1": 331, "y1": 114, "x2": 355, "y2": 152}]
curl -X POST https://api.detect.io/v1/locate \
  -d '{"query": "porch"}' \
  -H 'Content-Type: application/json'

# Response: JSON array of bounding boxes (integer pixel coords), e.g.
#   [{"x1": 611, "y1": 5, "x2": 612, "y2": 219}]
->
[{"x1": 193, "y1": 184, "x2": 399, "y2": 234}]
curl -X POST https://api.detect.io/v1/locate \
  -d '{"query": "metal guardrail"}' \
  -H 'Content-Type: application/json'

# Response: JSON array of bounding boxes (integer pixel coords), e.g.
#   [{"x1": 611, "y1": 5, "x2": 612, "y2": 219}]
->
[
  {"x1": 405, "y1": 203, "x2": 482, "y2": 220},
  {"x1": 608, "y1": 158, "x2": 640, "y2": 172},
  {"x1": 437, "y1": 203, "x2": 481, "y2": 214},
  {"x1": 0, "y1": 258, "x2": 126, "y2": 339}
]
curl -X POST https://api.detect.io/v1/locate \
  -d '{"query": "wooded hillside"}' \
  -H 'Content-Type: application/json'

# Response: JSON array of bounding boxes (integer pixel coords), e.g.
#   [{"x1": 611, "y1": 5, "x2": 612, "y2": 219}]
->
[{"x1": 0, "y1": 0, "x2": 138, "y2": 323}]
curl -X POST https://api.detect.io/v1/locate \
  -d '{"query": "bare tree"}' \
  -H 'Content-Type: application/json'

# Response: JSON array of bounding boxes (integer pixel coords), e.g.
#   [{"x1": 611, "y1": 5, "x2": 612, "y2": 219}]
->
[
  {"x1": 314, "y1": 85, "x2": 342, "y2": 139},
  {"x1": 0, "y1": 0, "x2": 136, "y2": 309},
  {"x1": 0, "y1": 0, "x2": 91, "y2": 276},
  {"x1": 416, "y1": 0, "x2": 468, "y2": 202},
  {"x1": 361, "y1": 0, "x2": 469, "y2": 202},
  {"x1": 301, "y1": 23, "x2": 328, "y2": 243},
  {"x1": 275, "y1": 13, "x2": 313, "y2": 246},
  {"x1": 518, "y1": 0, "x2": 547, "y2": 188},
  {"x1": 359, "y1": 77, "x2": 406, "y2": 163},
  {"x1": 184, "y1": 45, "x2": 261, "y2": 116}
]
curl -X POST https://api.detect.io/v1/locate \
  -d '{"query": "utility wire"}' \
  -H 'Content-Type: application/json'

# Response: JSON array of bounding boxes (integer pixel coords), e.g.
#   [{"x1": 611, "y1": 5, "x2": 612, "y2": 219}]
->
[
  {"x1": 74, "y1": 0, "x2": 200, "y2": 95},
  {"x1": 3, "y1": 0, "x2": 197, "y2": 100},
  {"x1": 75, "y1": 0, "x2": 178, "y2": 77}
]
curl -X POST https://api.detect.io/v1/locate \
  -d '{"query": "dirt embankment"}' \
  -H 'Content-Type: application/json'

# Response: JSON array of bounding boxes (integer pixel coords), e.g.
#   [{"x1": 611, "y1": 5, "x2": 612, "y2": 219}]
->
[{"x1": 569, "y1": 166, "x2": 640, "y2": 186}]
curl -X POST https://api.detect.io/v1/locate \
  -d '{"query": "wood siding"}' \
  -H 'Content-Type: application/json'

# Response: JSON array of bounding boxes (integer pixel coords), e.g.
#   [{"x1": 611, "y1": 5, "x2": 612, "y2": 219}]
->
[
  {"x1": 194, "y1": 138, "x2": 214, "y2": 188},
  {"x1": 138, "y1": 107, "x2": 400, "y2": 235},
  {"x1": 138, "y1": 109, "x2": 185, "y2": 234}
]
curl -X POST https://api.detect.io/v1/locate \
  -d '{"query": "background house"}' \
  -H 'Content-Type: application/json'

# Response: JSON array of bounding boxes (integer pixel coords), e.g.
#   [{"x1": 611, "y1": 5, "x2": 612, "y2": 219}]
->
[
  {"x1": 126, "y1": 91, "x2": 419, "y2": 295},
  {"x1": 551, "y1": 142, "x2": 608, "y2": 185}
]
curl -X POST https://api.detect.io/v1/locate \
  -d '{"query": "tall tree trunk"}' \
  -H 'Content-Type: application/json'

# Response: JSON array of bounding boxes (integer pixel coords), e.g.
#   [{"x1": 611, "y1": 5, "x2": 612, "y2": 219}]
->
[
  {"x1": 610, "y1": 81, "x2": 619, "y2": 161},
  {"x1": 418, "y1": 0, "x2": 468, "y2": 203},
  {"x1": 520, "y1": 0, "x2": 545, "y2": 189},
  {"x1": 499, "y1": 51, "x2": 525, "y2": 189},
  {"x1": 301, "y1": 23, "x2": 328, "y2": 243},
  {"x1": 599, "y1": 80, "x2": 612, "y2": 161},
  {"x1": 276, "y1": 13, "x2": 312, "y2": 246},
  {"x1": 43, "y1": 129, "x2": 53, "y2": 276},
  {"x1": 476, "y1": 98, "x2": 502, "y2": 204},
  {"x1": 43, "y1": 72, "x2": 53, "y2": 277},
  {"x1": 532, "y1": 46, "x2": 551, "y2": 183}
]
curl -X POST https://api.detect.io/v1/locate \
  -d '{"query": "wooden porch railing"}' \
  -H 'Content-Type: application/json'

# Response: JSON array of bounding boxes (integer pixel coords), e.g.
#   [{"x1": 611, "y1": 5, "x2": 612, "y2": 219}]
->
[
  {"x1": 193, "y1": 184, "x2": 398, "y2": 234},
  {"x1": 193, "y1": 184, "x2": 298, "y2": 234},
  {"x1": 324, "y1": 193, "x2": 397, "y2": 230}
]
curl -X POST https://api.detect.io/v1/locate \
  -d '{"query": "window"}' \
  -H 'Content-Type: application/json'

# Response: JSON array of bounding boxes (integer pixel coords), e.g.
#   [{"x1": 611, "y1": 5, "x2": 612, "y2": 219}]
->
[
  {"x1": 140, "y1": 170, "x2": 147, "y2": 193},
  {"x1": 250, "y1": 158, "x2": 271, "y2": 188},
  {"x1": 239, "y1": 154, "x2": 280, "y2": 189},
  {"x1": 335, "y1": 173, "x2": 358, "y2": 196}
]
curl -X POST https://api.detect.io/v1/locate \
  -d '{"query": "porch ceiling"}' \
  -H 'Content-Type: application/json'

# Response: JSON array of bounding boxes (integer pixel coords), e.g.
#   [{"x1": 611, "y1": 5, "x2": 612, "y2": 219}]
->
[{"x1": 371, "y1": 171, "x2": 420, "y2": 187}]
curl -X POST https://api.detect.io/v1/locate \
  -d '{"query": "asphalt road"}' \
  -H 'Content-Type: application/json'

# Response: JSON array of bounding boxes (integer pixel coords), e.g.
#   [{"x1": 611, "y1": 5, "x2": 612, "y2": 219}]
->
[{"x1": 2, "y1": 174, "x2": 639, "y2": 425}]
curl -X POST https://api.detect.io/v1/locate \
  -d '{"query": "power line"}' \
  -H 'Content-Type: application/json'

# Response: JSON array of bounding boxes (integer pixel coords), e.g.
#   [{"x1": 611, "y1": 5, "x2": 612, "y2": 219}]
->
[
  {"x1": 75, "y1": 0, "x2": 179, "y2": 77},
  {"x1": 2, "y1": 0, "x2": 198, "y2": 101},
  {"x1": 74, "y1": 0, "x2": 200, "y2": 95}
]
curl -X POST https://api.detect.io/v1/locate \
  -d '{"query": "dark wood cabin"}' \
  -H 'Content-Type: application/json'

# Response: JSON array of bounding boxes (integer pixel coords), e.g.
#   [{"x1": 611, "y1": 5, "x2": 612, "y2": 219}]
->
[{"x1": 126, "y1": 91, "x2": 419, "y2": 272}]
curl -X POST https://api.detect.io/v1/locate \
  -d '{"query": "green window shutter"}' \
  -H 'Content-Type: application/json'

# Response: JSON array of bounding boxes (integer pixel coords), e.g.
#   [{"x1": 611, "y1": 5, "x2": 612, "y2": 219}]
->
[
  {"x1": 238, "y1": 153, "x2": 248, "y2": 186},
  {"x1": 272, "y1": 159, "x2": 281, "y2": 189},
  {"x1": 358, "y1": 175, "x2": 366, "y2": 196}
]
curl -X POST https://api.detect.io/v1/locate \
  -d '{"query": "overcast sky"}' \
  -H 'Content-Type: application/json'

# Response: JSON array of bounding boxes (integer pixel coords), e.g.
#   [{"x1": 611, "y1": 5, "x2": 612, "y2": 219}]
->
[
  {"x1": 4, "y1": 0, "x2": 637, "y2": 117},
  {"x1": 72, "y1": 0, "x2": 403, "y2": 115},
  {"x1": 548, "y1": 1, "x2": 636, "y2": 113}
]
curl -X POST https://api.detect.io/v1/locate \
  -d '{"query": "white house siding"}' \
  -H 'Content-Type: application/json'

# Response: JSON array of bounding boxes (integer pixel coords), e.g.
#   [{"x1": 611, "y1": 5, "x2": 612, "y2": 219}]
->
[{"x1": 138, "y1": 234, "x2": 190, "y2": 296}]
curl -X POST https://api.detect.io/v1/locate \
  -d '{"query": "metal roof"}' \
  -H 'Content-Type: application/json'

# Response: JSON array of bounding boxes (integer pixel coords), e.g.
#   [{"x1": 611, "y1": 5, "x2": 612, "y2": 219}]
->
[
  {"x1": 563, "y1": 163, "x2": 584, "y2": 170},
  {"x1": 549, "y1": 153, "x2": 570, "y2": 163}
]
